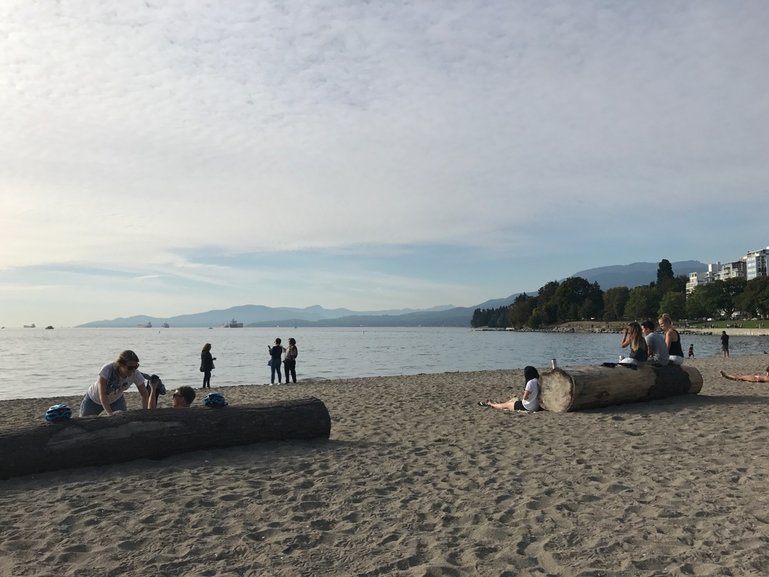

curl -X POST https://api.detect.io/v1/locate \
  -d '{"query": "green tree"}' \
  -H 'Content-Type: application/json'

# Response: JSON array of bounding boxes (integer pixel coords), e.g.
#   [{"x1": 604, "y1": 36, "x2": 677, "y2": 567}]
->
[
  {"x1": 656, "y1": 259, "x2": 676, "y2": 294},
  {"x1": 686, "y1": 283, "x2": 723, "y2": 319},
  {"x1": 603, "y1": 287, "x2": 630, "y2": 321},
  {"x1": 658, "y1": 291, "x2": 686, "y2": 320},
  {"x1": 722, "y1": 278, "x2": 747, "y2": 319},
  {"x1": 552, "y1": 277, "x2": 604, "y2": 322},
  {"x1": 736, "y1": 277, "x2": 769, "y2": 319},
  {"x1": 624, "y1": 286, "x2": 659, "y2": 320},
  {"x1": 508, "y1": 294, "x2": 536, "y2": 328}
]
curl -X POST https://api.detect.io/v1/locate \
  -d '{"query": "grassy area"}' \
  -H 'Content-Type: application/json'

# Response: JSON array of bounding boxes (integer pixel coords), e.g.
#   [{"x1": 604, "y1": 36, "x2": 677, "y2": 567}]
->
[
  {"x1": 556, "y1": 319, "x2": 769, "y2": 331},
  {"x1": 686, "y1": 319, "x2": 768, "y2": 329}
]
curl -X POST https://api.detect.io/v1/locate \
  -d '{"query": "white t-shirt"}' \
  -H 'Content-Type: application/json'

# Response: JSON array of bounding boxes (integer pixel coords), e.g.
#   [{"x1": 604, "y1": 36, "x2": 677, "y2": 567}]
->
[
  {"x1": 522, "y1": 378, "x2": 540, "y2": 411},
  {"x1": 86, "y1": 363, "x2": 147, "y2": 405}
]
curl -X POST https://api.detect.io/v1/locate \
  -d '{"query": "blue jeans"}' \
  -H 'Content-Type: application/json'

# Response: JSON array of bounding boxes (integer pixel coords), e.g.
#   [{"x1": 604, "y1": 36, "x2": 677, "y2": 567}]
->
[
  {"x1": 270, "y1": 359, "x2": 282, "y2": 383},
  {"x1": 79, "y1": 394, "x2": 127, "y2": 417}
]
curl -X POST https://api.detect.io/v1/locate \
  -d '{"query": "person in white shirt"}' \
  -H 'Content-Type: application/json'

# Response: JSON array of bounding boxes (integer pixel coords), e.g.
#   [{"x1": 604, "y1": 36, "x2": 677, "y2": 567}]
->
[
  {"x1": 479, "y1": 366, "x2": 541, "y2": 412},
  {"x1": 79, "y1": 350, "x2": 149, "y2": 416}
]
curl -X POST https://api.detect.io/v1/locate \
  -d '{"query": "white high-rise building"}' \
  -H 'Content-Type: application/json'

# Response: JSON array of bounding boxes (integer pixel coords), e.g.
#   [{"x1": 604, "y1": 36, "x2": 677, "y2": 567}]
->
[{"x1": 745, "y1": 247, "x2": 769, "y2": 281}]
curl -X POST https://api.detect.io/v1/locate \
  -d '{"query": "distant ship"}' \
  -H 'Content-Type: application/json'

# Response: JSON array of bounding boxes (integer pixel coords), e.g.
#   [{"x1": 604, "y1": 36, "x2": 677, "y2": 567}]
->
[
  {"x1": 24, "y1": 323, "x2": 36, "y2": 328},
  {"x1": 45, "y1": 325, "x2": 54, "y2": 330},
  {"x1": 162, "y1": 322, "x2": 170, "y2": 328},
  {"x1": 141, "y1": 322, "x2": 152, "y2": 328},
  {"x1": 225, "y1": 318, "x2": 244, "y2": 328}
]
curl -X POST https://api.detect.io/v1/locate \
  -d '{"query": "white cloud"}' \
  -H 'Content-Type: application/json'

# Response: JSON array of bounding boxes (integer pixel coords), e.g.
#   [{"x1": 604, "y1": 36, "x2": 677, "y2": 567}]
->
[{"x1": 1, "y1": 0, "x2": 768, "y2": 324}]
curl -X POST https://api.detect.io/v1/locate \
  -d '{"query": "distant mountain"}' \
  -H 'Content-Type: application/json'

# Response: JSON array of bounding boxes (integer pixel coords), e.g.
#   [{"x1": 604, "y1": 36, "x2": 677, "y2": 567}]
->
[
  {"x1": 78, "y1": 260, "x2": 709, "y2": 328},
  {"x1": 77, "y1": 304, "x2": 457, "y2": 328},
  {"x1": 571, "y1": 260, "x2": 707, "y2": 289}
]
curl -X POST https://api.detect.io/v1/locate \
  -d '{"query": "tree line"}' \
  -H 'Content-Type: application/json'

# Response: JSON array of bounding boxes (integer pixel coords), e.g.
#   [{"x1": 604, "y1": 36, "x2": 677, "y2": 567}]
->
[{"x1": 471, "y1": 259, "x2": 769, "y2": 329}]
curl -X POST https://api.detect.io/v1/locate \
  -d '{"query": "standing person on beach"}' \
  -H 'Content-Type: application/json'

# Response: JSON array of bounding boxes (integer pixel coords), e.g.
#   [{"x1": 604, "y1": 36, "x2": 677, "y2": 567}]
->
[
  {"x1": 619, "y1": 321, "x2": 648, "y2": 366},
  {"x1": 721, "y1": 331, "x2": 730, "y2": 358},
  {"x1": 200, "y1": 343, "x2": 216, "y2": 389},
  {"x1": 283, "y1": 337, "x2": 298, "y2": 383},
  {"x1": 479, "y1": 366, "x2": 541, "y2": 412},
  {"x1": 720, "y1": 366, "x2": 769, "y2": 383},
  {"x1": 641, "y1": 320, "x2": 668, "y2": 365},
  {"x1": 268, "y1": 338, "x2": 285, "y2": 384},
  {"x1": 659, "y1": 313, "x2": 685, "y2": 365},
  {"x1": 79, "y1": 350, "x2": 149, "y2": 416},
  {"x1": 688, "y1": 344, "x2": 694, "y2": 358}
]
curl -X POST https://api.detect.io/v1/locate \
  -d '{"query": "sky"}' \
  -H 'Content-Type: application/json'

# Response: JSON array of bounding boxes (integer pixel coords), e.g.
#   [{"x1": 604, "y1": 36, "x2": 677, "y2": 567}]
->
[{"x1": 1, "y1": 1, "x2": 768, "y2": 327}]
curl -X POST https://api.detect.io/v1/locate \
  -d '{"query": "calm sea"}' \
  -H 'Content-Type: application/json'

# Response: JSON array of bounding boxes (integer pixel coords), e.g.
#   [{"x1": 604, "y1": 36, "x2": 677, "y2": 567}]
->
[{"x1": 1, "y1": 327, "x2": 767, "y2": 401}]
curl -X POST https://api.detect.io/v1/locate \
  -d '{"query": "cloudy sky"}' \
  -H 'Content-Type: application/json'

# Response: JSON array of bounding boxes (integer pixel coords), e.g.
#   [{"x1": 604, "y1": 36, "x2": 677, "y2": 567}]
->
[{"x1": 1, "y1": 1, "x2": 768, "y2": 327}]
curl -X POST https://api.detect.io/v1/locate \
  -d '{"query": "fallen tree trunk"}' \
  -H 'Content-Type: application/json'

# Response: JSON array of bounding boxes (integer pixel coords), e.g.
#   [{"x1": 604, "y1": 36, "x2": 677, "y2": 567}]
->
[
  {"x1": 0, "y1": 397, "x2": 331, "y2": 480},
  {"x1": 539, "y1": 364, "x2": 703, "y2": 413}
]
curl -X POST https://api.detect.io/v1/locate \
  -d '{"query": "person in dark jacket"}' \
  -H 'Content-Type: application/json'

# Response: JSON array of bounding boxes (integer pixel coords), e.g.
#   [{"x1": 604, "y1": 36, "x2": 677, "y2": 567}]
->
[
  {"x1": 268, "y1": 338, "x2": 285, "y2": 384},
  {"x1": 200, "y1": 343, "x2": 216, "y2": 389}
]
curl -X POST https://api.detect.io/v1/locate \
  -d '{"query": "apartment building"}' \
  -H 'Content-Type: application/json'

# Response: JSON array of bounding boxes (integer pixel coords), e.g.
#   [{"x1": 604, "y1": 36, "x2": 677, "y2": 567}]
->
[{"x1": 745, "y1": 247, "x2": 769, "y2": 281}]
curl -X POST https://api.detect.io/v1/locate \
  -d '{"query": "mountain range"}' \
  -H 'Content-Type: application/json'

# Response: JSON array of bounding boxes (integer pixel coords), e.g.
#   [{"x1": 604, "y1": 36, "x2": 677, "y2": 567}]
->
[{"x1": 78, "y1": 260, "x2": 707, "y2": 328}]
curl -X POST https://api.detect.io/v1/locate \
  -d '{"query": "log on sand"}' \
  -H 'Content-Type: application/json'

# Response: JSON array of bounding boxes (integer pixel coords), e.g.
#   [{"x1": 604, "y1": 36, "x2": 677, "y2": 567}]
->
[
  {"x1": 0, "y1": 397, "x2": 331, "y2": 480},
  {"x1": 540, "y1": 364, "x2": 703, "y2": 413}
]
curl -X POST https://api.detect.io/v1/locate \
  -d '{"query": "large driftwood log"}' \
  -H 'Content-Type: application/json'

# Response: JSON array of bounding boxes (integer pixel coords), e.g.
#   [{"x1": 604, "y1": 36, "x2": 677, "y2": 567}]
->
[
  {"x1": 0, "y1": 398, "x2": 331, "y2": 479},
  {"x1": 540, "y1": 364, "x2": 703, "y2": 413}
]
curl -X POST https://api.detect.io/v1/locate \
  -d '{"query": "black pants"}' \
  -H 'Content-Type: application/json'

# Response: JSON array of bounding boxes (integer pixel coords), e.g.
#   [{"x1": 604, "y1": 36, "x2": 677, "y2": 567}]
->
[
  {"x1": 284, "y1": 360, "x2": 297, "y2": 383},
  {"x1": 202, "y1": 370, "x2": 212, "y2": 388}
]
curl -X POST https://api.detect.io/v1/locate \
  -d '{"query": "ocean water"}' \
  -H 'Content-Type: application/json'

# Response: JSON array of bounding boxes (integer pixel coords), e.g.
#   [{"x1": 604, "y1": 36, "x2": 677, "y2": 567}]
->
[{"x1": 1, "y1": 327, "x2": 768, "y2": 401}]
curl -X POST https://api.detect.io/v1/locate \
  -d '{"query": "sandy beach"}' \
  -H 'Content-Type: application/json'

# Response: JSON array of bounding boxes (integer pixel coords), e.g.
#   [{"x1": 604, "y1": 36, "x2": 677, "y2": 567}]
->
[{"x1": 2, "y1": 355, "x2": 769, "y2": 576}]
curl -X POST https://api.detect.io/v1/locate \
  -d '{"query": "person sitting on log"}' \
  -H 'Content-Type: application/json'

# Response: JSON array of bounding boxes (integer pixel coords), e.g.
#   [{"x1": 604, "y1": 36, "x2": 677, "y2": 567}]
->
[
  {"x1": 659, "y1": 313, "x2": 684, "y2": 365},
  {"x1": 641, "y1": 320, "x2": 668, "y2": 365},
  {"x1": 619, "y1": 322, "x2": 648, "y2": 366},
  {"x1": 479, "y1": 366, "x2": 541, "y2": 412},
  {"x1": 720, "y1": 366, "x2": 769, "y2": 383}
]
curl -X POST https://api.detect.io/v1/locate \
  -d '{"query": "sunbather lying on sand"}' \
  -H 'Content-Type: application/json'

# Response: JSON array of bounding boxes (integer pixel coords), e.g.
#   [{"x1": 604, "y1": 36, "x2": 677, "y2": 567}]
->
[{"x1": 720, "y1": 366, "x2": 769, "y2": 383}]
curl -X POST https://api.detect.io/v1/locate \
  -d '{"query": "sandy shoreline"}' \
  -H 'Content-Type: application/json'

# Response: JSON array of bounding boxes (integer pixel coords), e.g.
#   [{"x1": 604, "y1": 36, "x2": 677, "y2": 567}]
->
[{"x1": 3, "y1": 355, "x2": 769, "y2": 576}]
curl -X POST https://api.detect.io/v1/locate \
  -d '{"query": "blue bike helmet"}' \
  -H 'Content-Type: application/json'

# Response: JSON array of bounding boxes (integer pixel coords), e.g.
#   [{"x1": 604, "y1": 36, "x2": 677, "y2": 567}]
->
[
  {"x1": 44, "y1": 403, "x2": 73, "y2": 422},
  {"x1": 202, "y1": 393, "x2": 227, "y2": 408}
]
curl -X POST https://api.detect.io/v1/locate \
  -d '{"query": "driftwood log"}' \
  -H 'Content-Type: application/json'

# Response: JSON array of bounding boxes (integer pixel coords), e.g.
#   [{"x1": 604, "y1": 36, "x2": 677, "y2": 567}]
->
[
  {"x1": 540, "y1": 364, "x2": 703, "y2": 413},
  {"x1": 0, "y1": 397, "x2": 331, "y2": 480}
]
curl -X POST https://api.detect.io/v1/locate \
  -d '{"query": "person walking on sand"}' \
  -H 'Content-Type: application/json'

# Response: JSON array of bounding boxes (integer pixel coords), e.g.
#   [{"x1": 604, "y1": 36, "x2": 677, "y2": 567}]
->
[
  {"x1": 720, "y1": 366, "x2": 769, "y2": 383},
  {"x1": 283, "y1": 337, "x2": 298, "y2": 383},
  {"x1": 79, "y1": 350, "x2": 149, "y2": 416},
  {"x1": 200, "y1": 343, "x2": 216, "y2": 389},
  {"x1": 659, "y1": 313, "x2": 685, "y2": 365},
  {"x1": 721, "y1": 331, "x2": 730, "y2": 358},
  {"x1": 479, "y1": 366, "x2": 541, "y2": 412},
  {"x1": 268, "y1": 338, "x2": 285, "y2": 384}
]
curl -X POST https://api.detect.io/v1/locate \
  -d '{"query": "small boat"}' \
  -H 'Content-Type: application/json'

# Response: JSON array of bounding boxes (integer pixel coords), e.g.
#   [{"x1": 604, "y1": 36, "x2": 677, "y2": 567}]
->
[
  {"x1": 23, "y1": 323, "x2": 36, "y2": 328},
  {"x1": 141, "y1": 322, "x2": 152, "y2": 328},
  {"x1": 225, "y1": 318, "x2": 244, "y2": 328},
  {"x1": 45, "y1": 325, "x2": 54, "y2": 330},
  {"x1": 162, "y1": 322, "x2": 170, "y2": 328}
]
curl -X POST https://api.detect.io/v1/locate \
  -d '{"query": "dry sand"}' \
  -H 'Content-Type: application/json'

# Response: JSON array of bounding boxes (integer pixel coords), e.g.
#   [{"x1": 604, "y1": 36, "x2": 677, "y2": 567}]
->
[{"x1": 2, "y1": 355, "x2": 769, "y2": 577}]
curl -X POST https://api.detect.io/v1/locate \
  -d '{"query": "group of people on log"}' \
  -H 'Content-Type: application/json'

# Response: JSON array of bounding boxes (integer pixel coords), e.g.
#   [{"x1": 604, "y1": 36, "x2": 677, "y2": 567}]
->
[
  {"x1": 618, "y1": 313, "x2": 684, "y2": 368},
  {"x1": 79, "y1": 350, "x2": 196, "y2": 417}
]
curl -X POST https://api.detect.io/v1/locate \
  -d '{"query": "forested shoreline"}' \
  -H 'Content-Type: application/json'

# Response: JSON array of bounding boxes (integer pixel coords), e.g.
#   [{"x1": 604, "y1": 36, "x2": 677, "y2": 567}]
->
[{"x1": 472, "y1": 259, "x2": 769, "y2": 329}]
